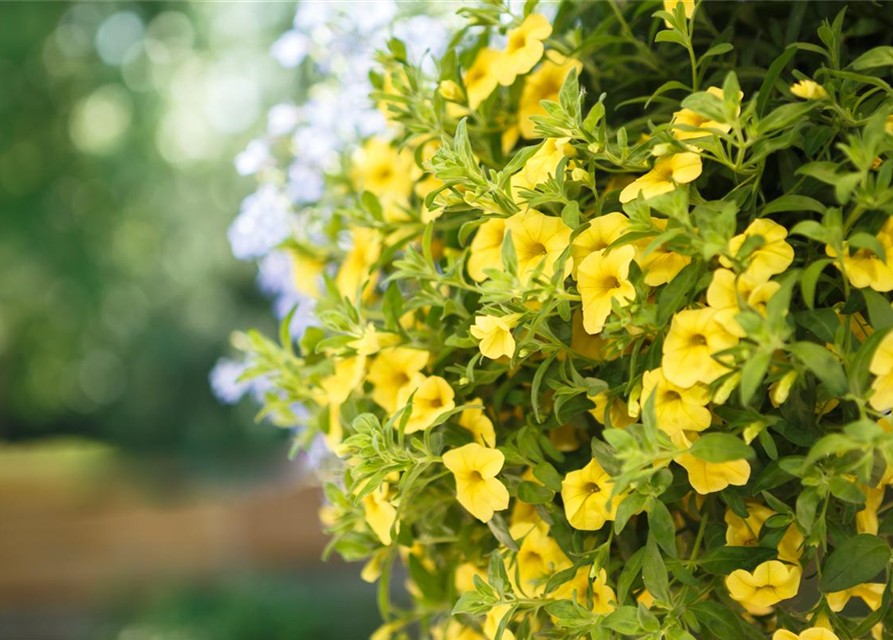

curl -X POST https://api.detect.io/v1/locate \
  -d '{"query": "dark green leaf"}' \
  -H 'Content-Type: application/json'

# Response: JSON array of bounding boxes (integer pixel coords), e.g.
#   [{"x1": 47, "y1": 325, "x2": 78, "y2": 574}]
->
[{"x1": 820, "y1": 534, "x2": 891, "y2": 592}]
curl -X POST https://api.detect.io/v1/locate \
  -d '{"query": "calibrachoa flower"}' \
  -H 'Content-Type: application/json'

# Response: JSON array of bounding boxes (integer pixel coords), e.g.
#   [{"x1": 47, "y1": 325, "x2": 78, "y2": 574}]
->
[
  {"x1": 725, "y1": 560, "x2": 801, "y2": 608},
  {"x1": 790, "y1": 79, "x2": 828, "y2": 100},
  {"x1": 470, "y1": 313, "x2": 522, "y2": 359},
  {"x1": 396, "y1": 374, "x2": 456, "y2": 433},
  {"x1": 561, "y1": 458, "x2": 618, "y2": 530},
  {"x1": 640, "y1": 367, "x2": 711, "y2": 438},
  {"x1": 497, "y1": 14, "x2": 552, "y2": 87},
  {"x1": 576, "y1": 245, "x2": 637, "y2": 334},
  {"x1": 619, "y1": 152, "x2": 702, "y2": 203},
  {"x1": 443, "y1": 443, "x2": 510, "y2": 522},
  {"x1": 506, "y1": 209, "x2": 572, "y2": 283},
  {"x1": 662, "y1": 308, "x2": 738, "y2": 387},
  {"x1": 467, "y1": 218, "x2": 507, "y2": 282}
]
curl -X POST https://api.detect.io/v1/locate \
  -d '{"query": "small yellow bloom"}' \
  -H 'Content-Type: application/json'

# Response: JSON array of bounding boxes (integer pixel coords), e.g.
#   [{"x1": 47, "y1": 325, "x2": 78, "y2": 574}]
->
[
  {"x1": 790, "y1": 79, "x2": 827, "y2": 100},
  {"x1": 663, "y1": 0, "x2": 695, "y2": 26},
  {"x1": 518, "y1": 137, "x2": 577, "y2": 188},
  {"x1": 396, "y1": 374, "x2": 456, "y2": 433},
  {"x1": 770, "y1": 369, "x2": 798, "y2": 407},
  {"x1": 515, "y1": 523, "x2": 572, "y2": 595},
  {"x1": 774, "y1": 629, "x2": 840, "y2": 640},
  {"x1": 336, "y1": 227, "x2": 382, "y2": 300},
  {"x1": 676, "y1": 433, "x2": 750, "y2": 494},
  {"x1": 288, "y1": 249, "x2": 325, "y2": 298},
  {"x1": 869, "y1": 330, "x2": 893, "y2": 411},
  {"x1": 725, "y1": 560, "x2": 801, "y2": 608},
  {"x1": 317, "y1": 356, "x2": 366, "y2": 451},
  {"x1": 367, "y1": 347, "x2": 429, "y2": 413},
  {"x1": 468, "y1": 218, "x2": 507, "y2": 282},
  {"x1": 506, "y1": 209, "x2": 572, "y2": 284},
  {"x1": 619, "y1": 152, "x2": 702, "y2": 203},
  {"x1": 443, "y1": 443, "x2": 510, "y2": 522},
  {"x1": 671, "y1": 86, "x2": 737, "y2": 141},
  {"x1": 352, "y1": 138, "x2": 415, "y2": 221},
  {"x1": 553, "y1": 566, "x2": 616, "y2": 614},
  {"x1": 641, "y1": 367, "x2": 711, "y2": 438},
  {"x1": 827, "y1": 582, "x2": 884, "y2": 613},
  {"x1": 347, "y1": 323, "x2": 401, "y2": 356},
  {"x1": 561, "y1": 458, "x2": 618, "y2": 530},
  {"x1": 362, "y1": 483, "x2": 397, "y2": 545},
  {"x1": 438, "y1": 79, "x2": 463, "y2": 102},
  {"x1": 577, "y1": 245, "x2": 637, "y2": 335},
  {"x1": 725, "y1": 502, "x2": 803, "y2": 564},
  {"x1": 827, "y1": 217, "x2": 893, "y2": 292},
  {"x1": 497, "y1": 14, "x2": 552, "y2": 87},
  {"x1": 721, "y1": 218, "x2": 794, "y2": 281},
  {"x1": 483, "y1": 604, "x2": 516, "y2": 640},
  {"x1": 459, "y1": 399, "x2": 497, "y2": 447},
  {"x1": 706, "y1": 268, "x2": 780, "y2": 337},
  {"x1": 571, "y1": 212, "x2": 629, "y2": 277},
  {"x1": 589, "y1": 391, "x2": 635, "y2": 428},
  {"x1": 454, "y1": 562, "x2": 487, "y2": 594},
  {"x1": 635, "y1": 218, "x2": 692, "y2": 286},
  {"x1": 662, "y1": 308, "x2": 739, "y2": 388},
  {"x1": 470, "y1": 313, "x2": 522, "y2": 360},
  {"x1": 856, "y1": 484, "x2": 885, "y2": 534},
  {"x1": 465, "y1": 48, "x2": 503, "y2": 109},
  {"x1": 518, "y1": 51, "x2": 583, "y2": 138}
]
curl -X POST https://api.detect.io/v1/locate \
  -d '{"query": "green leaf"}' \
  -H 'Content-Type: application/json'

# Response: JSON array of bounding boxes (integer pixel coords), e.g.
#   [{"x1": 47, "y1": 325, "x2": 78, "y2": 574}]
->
[
  {"x1": 757, "y1": 101, "x2": 816, "y2": 135},
  {"x1": 739, "y1": 349, "x2": 771, "y2": 406},
  {"x1": 617, "y1": 547, "x2": 644, "y2": 604},
  {"x1": 828, "y1": 476, "x2": 866, "y2": 505},
  {"x1": 648, "y1": 499, "x2": 678, "y2": 558},
  {"x1": 655, "y1": 29, "x2": 688, "y2": 48},
  {"x1": 487, "y1": 513, "x2": 519, "y2": 552},
  {"x1": 690, "y1": 602, "x2": 745, "y2": 640},
  {"x1": 850, "y1": 327, "x2": 892, "y2": 397},
  {"x1": 762, "y1": 194, "x2": 826, "y2": 216},
  {"x1": 531, "y1": 353, "x2": 557, "y2": 423},
  {"x1": 688, "y1": 433, "x2": 755, "y2": 462},
  {"x1": 705, "y1": 42, "x2": 734, "y2": 58},
  {"x1": 518, "y1": 480, "x2": 554, "y2": 504},
  {"x1": 757, "y1": 46, "x2": 797, "y2": 115},
  {"x1": 657, "y1": 262, "x2": 700, "y2": 325},
  {"x1": 863, "y1": 289, "x2": 893, "y2": 331},
  {"x1": 788, "y1": 341, "x2": 847, "y2": 396},
  {"x1": 642, "y1": 534, "x2": 670, "y2": 603},
  {"x1": 851, "y1": 46, "x2": 893, "y2": 70},
  {"x1": 534, "y1": 461, "x2": 563, "y2": 493},
  {"x1": 800, "y1": 259, "x2": 832, "y2": 309},
  {"x1": 681, "y1": 91, "x2": 726, "y2": 123},
  {"x1": 848, "y1": 232, "x2": 887, "y2": 262},
  {"x1": 820, "y1": 534, "x2": 891, "y2": 592},
  {"x1": 697, "y1": 546, "x2": 778, "y2": 575}
]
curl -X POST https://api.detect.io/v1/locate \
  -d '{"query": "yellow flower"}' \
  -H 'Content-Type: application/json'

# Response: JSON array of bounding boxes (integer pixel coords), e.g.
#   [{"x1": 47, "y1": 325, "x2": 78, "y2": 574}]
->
[
  {"x1": 770, "y1": 369, "x2": 798, "y2": 407},
  {"x1": 336, "y1": 227, "x2": 382, "y2": 300},
  {"x1": 317, "y1": 356, "x2": 366, "y2": 451},
  {"x1": 483, "y1": 604, "x2": 516, "y2": 640},
  {"x1": 774, "y1": 629, "x2": 840, "y2": 640},
  {"x1": 561, "y1": 458, "x2": 618, "y2": 530},
  {"x1": 367, "y1": 347, "x2": 429, "y2": 413},
  {"x1": 722, "y1": 218, "x2": 794, "y2": 281},
  {"x1": 468, "y1": 218, "x2": 507, "y2": 282},
  {"x1": 438, "y1": 79, "x2": 463, "y2": 102},
  {"x1": 459, "y1": 399, "x2": 497, "y2": 447},
  {"x1": 396, "y1": 374, "x2": 456, "y2": 433},
  {"x1": 619, "y1": 152, "x2": 702, "y2": 203},
  {"x1": 706, "y1": 268, "x2": 780, "y2": 337},
  {"x1": 497, "y1": 14, "x2": 552, "y2": 87},
  {"x1": 362, "y1": 483, "x2": 397, "y2": 545},
  {"x1": 869, "y1": 330, "x2": 893, "y2": 411},
  {"x1": 856, "y1": 484, "x2": 885, "y2": 534},
  {"x1": 443, "y1": 443, "x2": 510, "y2": 522},
  {"x1": 663, "y1": 0, "x2": 695, "y2": 26},
  {"x1": 672, "y1": 86, "x2": 736, "y2": 141},
  {"x1": 725, "y1": 503, "x2": 803, "y2": 564},
  {"x1": 827, "y1": 217, "x2": 893, "y2": 292},
  {"x1": 515, "y1": 523, "x2": 572, "y2": 595},
  {"x1": 517, "y1": 137, "x2": 576, "y2": 188},
  {"x1": 518, "y1": 51, "x2": 583, "y2": 138},
  {"x1": 351, "y1": 138, "x2": 415, "y2": 221},
  {"x1": 589, "y1": 391, "x2": 635, "y2": 428},
  {"x1": 828, "y1": 581, "x2": 884, "y2": 614},
  {"x1": 662, "y1": 308, "x2": 738, "y2": 387},
  {"x1": 550, "y1": 423, "x2": 582, "y2": 452},
  {"x1": 790, "y1": 79, "x2": 827, "y2": 100},
  {"x1": 553, "y1": 566, "x2": 616, "y2": 614},
  {"x1": 634, "y1": 218, "x2": 692, "y2": 286},
  {"x1": 465, "y1": 48, "x2": 503, "y2": 109},
  {"x1": 470, "y1": 313, "x2": 521, "y2": 360},
  {"x1": 506, "y1": 209, "x2": 572, "y2": 284},
  {"x1": 454, "y1": 562, "x2": 487, "y2": 593},
  {"x1": 347, "y1": 323, "x2": 401, "y2": 356},
  {"x1": 676, "y1": 434, "x2": 750, "y2": 494},
  {"x1": 725, "y1": 560, "x2": 801, "y2": 608},
  {"x1": 571, "y1": 212, "x2": 629, "y2": 278},
  {"x1": 641, "y1": 367, "x2": 711, "y2": 438},
  {"x1": 577, "y1": 245, "x2": 637, "y2": 335},
  {"x1": 288, "y1": 249, "x2": 325, "y2": 298}
]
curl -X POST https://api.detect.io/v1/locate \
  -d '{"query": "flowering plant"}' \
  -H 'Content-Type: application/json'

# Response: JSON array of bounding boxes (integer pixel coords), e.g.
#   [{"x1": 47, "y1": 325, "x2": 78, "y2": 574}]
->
[{"x1": 229, "y1": 2, "x2": 893, "y2": 638}]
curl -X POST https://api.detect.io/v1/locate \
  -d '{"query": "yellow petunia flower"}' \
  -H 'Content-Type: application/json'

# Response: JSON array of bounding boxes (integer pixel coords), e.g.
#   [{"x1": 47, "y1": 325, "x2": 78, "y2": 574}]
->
[
  {"x1": 442, "y1": 442, "x2": 510, "y2": 522},
  {"x1": 725, "y1": 560, "x2": 801, "y2": 608},
  {"x1": 517, "y1": 137, "x2": 576, "y2": 189},
  {"x1": 317, "y1": 355, "x2": 366, "y2": 451},
  {"x1": 675, "y1": 433, "x2": 750, "y2": 494},
  {"x1": 470, "y1": 313, "x2": 522, "y2": 360},
  {"x1": 827, "y1": 582, "x2": 884, "y2": 613},
  {"x1": 869, "y1": 330, "x2": 893, "y2": 411},
  {"x1": 553, "y1": 566, "x2": 616, "y2": 614},
  {"x1": 497, "y1": 14, "x2": 552, "y2": 87},
  {"x1": 506, "y1": 209, "x2": 572, "y2": 284},
  {"x1": 725, "y1": 502, "x2": 803, "y2": 564},
  {"x1": 396, "y1": 374, "x2": 456, "y2": 433},
  {"x1": 856, "y1": 484, "x2": 885, "y2": 534},
  {"x1": 589, "y1": 391, "x2": 635, "y2": 428},
  {"x1": 634, "y1": 218, "x2": 692, "y2": 286},
  {"x1": 465, "y1": 48, "x2": 503, "y2": 110},
  {"x1": 561, "y1": 458, "x2": 619, "y2": 530},
  {"x1": 671, "y1": 86, "x2": 736, "y2": 141},
  {"x1": 577, "y1": 245, "x2": 637, "y2": 335},
  {"x1": 571, "y1": 212, "x2": 629, "y2": 278},
  {"x1": 774, "y1": 629, "x2": 840, "y2": 640},
  {"x1": 515, "y1": 523, "x2": 572, "y2": 595},
  {"x1": 721, "y1": 218, "x2": 794, "y2": 281},
  {"x1": 362, "y1": 483, "x2": 397, "y2": 545},
  {"x1": 518, "y1": 51, "x2": 583, "y2": 139},
  {"x1": 790, "y1": 79, "x2": 827, "y2": 100},
  {"x1": 468, "y1": 217, "x2": 507, "y2": 282},
  {"x1": 706, "y1": 268, "x2": 780, "y2": 337},
  {"x1": 826, "y1": 217, "x2": 893, "y2": 292},
  {"x1": 367, "y1": 347, "x2": 429, "y2": 413},
  {"x1": 662, "y1": 308, "x2": 738, "y2": 388},
  {"x1": 351, "y1": 138, "x2": 415, "y2": 221},
  {"x1": 641, "y1": 367, "x2": 711, "y2": 438},
  {"x1": 336, "y1": 227, "x2": 382, "y2": 300},
  {"x1": 459, "y1": 400, "x2": 497, "y2": 447},
  {"x1": 619, "y1": 152, "x2": 702, "y2": 203}
]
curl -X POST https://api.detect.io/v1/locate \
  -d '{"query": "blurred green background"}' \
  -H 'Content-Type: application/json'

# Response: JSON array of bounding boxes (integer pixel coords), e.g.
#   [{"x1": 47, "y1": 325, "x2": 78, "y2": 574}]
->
[{"x1": 0, "y1": 2, "x2": 377, "y2": 638}]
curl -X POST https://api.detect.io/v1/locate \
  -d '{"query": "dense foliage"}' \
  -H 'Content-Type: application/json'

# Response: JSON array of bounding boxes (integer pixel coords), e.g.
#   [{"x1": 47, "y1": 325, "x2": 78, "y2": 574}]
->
[{"x1": 233, "y1": 2, "x2": 893, "y2": 638}]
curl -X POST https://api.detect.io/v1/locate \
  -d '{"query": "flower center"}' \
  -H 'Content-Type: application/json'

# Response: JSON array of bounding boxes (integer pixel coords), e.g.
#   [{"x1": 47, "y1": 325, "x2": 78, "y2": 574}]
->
[
  {"x1": 507, "y1": 32, "x2": 527, "y2": 54},
  {"x1": 469, "y1": 470, "x2": 485, "y2": 483},
  {"x1": 688, "y1": 333, "x2": 708, "y2": 347},
  {"x1": 663, "y1": 390, "x2": 682, "y2": 402},
  {"x1": 584, "y1": 482, "x2": 601, "y2": 494},
  {"x1": 530, "y1": 241, "x2": 548, "y2": 256}
]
